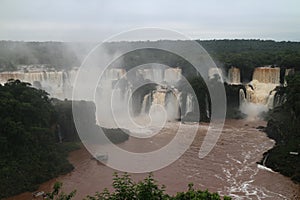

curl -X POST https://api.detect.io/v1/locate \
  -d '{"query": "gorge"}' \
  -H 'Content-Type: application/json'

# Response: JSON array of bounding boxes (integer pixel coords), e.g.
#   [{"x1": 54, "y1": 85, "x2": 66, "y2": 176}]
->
[
  {"x1": 0, "y1": 62, "x2": 299, "y2": 199},
  {"x1": 0, "y1": 65, "x2": 293, "y2": 122}
]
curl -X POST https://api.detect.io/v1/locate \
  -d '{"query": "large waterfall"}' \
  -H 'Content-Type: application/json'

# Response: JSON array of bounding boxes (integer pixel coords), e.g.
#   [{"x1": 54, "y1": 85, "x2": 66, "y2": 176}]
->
[
  {"x1": 1, "y1": 65, "x2": 293, "y2": 122},
  {"x1": 92, "y1": 66, "x2": 195, "y2": 131},
  {"x1": 138, "y1": 67, "x2": 189, "y2": 121},
  {"x1": 246, "y1": 67, "x2": 280, "y2": 104},
  {"x1": 240, "y1": 67, "x2": 282, "y2": 119},
  {"x1": 252, "y1": 67, "x2": 280, "y2": 84},
  {"x1": 228, "y1": 67, "x2": 241, "y2": 84},
  {"x1": 0, "y1": 69, "x2": 78, "y2": 99},
  {"x1": 137, "y1": 67, "x2": 182, "y2": 84},
  {"x1": 209, "y1": 67, "x2": 223, "y2": 81},
  {"x1": 148, "y1": 87, "x2": 180, "y2": 121}
]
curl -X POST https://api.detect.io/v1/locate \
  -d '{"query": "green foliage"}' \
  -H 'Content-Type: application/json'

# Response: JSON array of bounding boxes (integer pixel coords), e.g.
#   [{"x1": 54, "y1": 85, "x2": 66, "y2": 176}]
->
[
  {"x1": 52, "y1": 99, "x2": 129, "y2": 144},
  {"x1": 265, "y1": 73, "x2": 300, "y2": 183},
  {"x1": 1, "y1": 40, "x2": 300, "y2": 82},
  {"x1": 200, "y1": 39, "x2": 300, "y2": 82},
  {"x1": 0, "y1": 41, "x2": 84, "y2": 71},
  {"x1": 48, "y1": 173, "x2": 231, "y2": 200},
  {"x1": 0, "y1": 80, "x2": 74, "y2": 198},
  {"x1": 45, "y1": 182, "x2": 76, "y2": 200}
]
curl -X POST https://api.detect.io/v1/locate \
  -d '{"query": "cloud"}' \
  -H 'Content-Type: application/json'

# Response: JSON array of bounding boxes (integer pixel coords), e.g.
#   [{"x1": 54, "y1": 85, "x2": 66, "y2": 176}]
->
[{"x1": 0, "y1": 0, "x2": 299, "y2": 41}]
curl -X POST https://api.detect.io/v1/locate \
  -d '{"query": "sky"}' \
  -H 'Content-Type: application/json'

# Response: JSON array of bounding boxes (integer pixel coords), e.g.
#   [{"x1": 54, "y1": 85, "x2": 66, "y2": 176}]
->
[{"x1": 0, "y1": 0, "x2": 300, "y2": 42}]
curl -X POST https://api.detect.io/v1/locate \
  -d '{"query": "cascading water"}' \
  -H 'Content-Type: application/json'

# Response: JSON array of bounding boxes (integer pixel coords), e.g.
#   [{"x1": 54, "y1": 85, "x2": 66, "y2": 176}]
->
[
  {"x1": 0, "y1": 69, "x2": 77, "y2": 99},
  {"x1": 95, "y1": 68, "x2": 131, "y2": 128},
  {"x1": 252, "y1": 67, "x2": 280, "y2": 84},
  {"x1": 139, "y1": 67, "x2": 190, "y2": 119},
  {"x1": 165, "y1": 90, "x2": 180, "y2": 120},
  {"x1": 239, "y1": 89, "x2": 247, "y2": 107},
  {"x1": 137, "y1": 67, "x2": 181, "y2": 84},
  {"x1": 152, "y1": 68, "x2": 164, "y2": 83},
  {"x1": 266, "y1": 90, "x2": 277, "y2": 109},
  {"x1": 185, "y1": 93, "x2": 194, "y2": 115},
  {"x1": 228, "y1": 67, "x2": 241, "y2": 84},
  {"x1": 209, "y1": 67, "x2": 223, "y2": 81},
  {"x1": 205, "y1": 94, "x2": 210, "y2": 119},
  {"x1": 246, "y1": 67, "x2": 280, "y2": 104},
  {"x1": 241, "y1": 67, "x2": 281, "y2": 119},
  {"x1": 141, "y1": 93, "x2": 152, "y2": 114},
  {"x1": 164, "y1": 68, "x2": 182, "y2": 84}
]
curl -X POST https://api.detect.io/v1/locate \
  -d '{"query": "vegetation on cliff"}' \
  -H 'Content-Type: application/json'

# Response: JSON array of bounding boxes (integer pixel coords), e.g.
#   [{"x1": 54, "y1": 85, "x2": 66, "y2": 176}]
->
[
  {"x1": 0, "y1": 80, "x2": 74, "y2": 198},
  {"x1": 0, "y1": 80, "x2": 129, "y2": 198},
  {"x1": 264, "y1": 73, "x2": 300, "y2": 183},
  {"x1": 200, "y1": 39, "x2": 300, "y2": 82}
]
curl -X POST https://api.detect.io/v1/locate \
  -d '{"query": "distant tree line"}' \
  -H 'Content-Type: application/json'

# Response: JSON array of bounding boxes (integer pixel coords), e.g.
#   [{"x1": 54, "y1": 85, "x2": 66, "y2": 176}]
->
[
  {"x1": 1, "y1": 40, "x2": 300, "y2": 82},
  {"x1": 200, "y1": 39, "x2": 300, "y2": 82}
]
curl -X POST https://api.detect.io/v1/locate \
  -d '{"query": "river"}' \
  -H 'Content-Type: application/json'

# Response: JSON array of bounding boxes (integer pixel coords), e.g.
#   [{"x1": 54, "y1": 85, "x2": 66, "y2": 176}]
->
[{"x1": 7, "y1": 120, "x2": 300, "y2": 200}]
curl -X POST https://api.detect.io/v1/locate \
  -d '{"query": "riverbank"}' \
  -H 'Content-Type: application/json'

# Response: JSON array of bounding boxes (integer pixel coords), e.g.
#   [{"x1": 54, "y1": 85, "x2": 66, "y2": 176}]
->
[
  {"x1": 7, "y1": 120, "x2": 300, "y2": 200},
  {"x1": 262, "y1": 106, "x2": 300, "y2": 183}
]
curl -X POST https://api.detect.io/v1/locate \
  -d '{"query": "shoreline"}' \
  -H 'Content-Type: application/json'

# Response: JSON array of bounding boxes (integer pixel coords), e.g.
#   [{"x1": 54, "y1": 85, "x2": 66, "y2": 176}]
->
[{"x1": 6, "y1": 120, "x2": 300, "y2": 200}]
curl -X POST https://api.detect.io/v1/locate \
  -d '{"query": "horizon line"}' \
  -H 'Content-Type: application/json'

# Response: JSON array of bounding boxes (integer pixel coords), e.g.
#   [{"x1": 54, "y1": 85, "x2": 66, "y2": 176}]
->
[{"x1": 1, "y1": 38, "x2": 300, "y2": 43}]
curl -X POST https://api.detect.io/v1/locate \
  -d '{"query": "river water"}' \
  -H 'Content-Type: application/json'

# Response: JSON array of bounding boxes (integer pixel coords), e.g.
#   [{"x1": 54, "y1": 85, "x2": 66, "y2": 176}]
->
[{"x1": 7, "y1": 120, "x2": 300, "y2": 200}]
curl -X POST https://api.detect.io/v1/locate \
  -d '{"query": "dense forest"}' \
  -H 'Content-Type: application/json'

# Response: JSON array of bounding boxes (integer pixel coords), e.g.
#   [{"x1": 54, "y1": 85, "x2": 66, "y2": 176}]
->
[
  {"x1": 0, "y1": 80, "x2": 129, "y2": 198},
  {"x1": 0, "y1": 80, "x2": 75, "y2": 198},
  {"x1": 0, "y1": 40, "x2": 300, "y2": 82},
  {"x1": 263, "y1": 74, "x2": 300, "y2": 183},
  {"x1": 200, "y1": 40, "x2": 300, "y2": 81}
]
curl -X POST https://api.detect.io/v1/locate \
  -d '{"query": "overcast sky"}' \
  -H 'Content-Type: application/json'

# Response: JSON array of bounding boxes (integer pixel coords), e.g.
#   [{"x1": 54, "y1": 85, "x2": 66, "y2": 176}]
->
[{"x1": 0, "y1": 0, "x2": 299, "y2": 42}]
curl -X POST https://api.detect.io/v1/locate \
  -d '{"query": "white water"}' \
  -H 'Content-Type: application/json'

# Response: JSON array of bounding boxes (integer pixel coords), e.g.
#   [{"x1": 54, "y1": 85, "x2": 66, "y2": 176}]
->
[
  {"x1": 241, "y1": 67, "x2": 281, "y2": 119},
  {"x1": 228, "y1": 67, "x2": 241, "y2": 84},
  {"x1": 209, "y1": 67, "x2": 224, "y2": 81},
  {"x1": 0, "y1": 69, "x2": 78, "y2": 99}
]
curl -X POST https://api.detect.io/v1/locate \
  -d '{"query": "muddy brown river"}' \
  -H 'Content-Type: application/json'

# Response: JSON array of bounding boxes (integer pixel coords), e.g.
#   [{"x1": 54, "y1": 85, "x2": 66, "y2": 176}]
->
[{"x1": 7, "y1": 120, "x2": 300, "y2": 200}]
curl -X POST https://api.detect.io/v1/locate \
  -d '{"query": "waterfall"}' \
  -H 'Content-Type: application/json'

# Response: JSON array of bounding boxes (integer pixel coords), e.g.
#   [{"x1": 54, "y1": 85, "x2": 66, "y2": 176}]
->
[
  {"x1": 136, "y1": 66, "x2": 182, "y2": 85},
  {"x1": 152, "y1": 88, "x2": 166, "y2": 105},
  {"x1": 252, "y1": 67, "x2": 280, "y2": 84},
  {"x1": 266, "y1": 90, "x2": 277, "y2": 109},
  {"x1": 205, "y1": 94, "x2": 210, "y2": 119},
  {"x1": 165, "y1": 90, "x2": 180, "y2": 120},
  {"x1": 228, "y1": 67, "x2": 240, "y2": 84},
  {"x1": 240, "y1": 67, "x2": 281, "y2": 119},
  {"x1": 1, "y1": 66, "x2": 186, "y2": 124},
  {"x1": 142, "y1": 86, "x2": 181, "y2": 121},
  {"x1": 0, "y1": 70, "x2": 77, "y2": 99},
  {"x1": 209, "y1": 67, "x2": 223, "y2": 81},
  {"x1": 245, "y1": 67, "x2": 280, "y2": 104},
  {"x1": 239, "y1": 89, "x2": 247, "y2": 107},
  {"x1": 152, "y1": 68, "x2": 164, "y2": 83},
  {"x1": 164, "y1": 68, "x2": 182, "y2": 84},
  {"x1": 185, "y1": 93, "x2": 194, "y2": 115},
  {"x1": 95, "y1": 69, "x2": 133, "y2": 128},
  {"x1": 141, "y1": 93, "x2": 152, "y2": 114}
]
